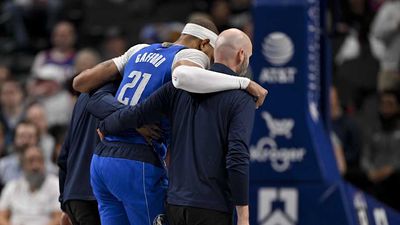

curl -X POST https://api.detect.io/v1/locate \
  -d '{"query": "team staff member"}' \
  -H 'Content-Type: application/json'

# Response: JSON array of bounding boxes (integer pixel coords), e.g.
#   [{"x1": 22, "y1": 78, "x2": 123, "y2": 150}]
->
[
  {"x1": 76, "y1": 18, "x2": 222, "y2": 225},
  {"x1": 98, "y1": 28, "x2": 256, "y2": 225},
  {"x1": 58, "y1": 81, "x2": 159, "y2": 225}
]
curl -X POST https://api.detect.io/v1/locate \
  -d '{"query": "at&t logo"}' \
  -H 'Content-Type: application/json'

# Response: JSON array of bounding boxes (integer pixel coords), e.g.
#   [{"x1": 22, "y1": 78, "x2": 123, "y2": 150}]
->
[
  {"x1": 259, "y1": 32, "x2": 297, "y2": 84},
  {"x1": 262, "y1": 32, "x2": 294, "y2": 66}
]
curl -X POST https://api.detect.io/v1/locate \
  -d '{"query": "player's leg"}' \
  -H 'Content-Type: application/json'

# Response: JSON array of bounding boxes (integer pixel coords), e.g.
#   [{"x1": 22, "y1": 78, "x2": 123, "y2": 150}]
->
[
  {"x1": 90, "y1": 154, "x2": 130, "y2": 225},
  {"x1": 135, "y1": 162, "x2": 168, "y2": 225},
  {"x1": 101, "y1": 156, "x2": 168, "y2": 225}
]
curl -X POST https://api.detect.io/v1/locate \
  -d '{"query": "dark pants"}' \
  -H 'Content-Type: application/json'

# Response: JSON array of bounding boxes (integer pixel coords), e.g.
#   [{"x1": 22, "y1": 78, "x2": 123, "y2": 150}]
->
[
  {"x1": 64, "y1": 200, "x2": 101, "y2": 225},
  {"x1": 167, "y1": 204, "x2": 233, "y2": 225}
]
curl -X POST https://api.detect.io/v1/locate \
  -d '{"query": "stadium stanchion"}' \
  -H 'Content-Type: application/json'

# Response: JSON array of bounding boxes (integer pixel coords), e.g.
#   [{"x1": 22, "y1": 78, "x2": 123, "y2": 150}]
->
[{"x1": 249, "y1": 0, "x2": 400, "y2": 224}]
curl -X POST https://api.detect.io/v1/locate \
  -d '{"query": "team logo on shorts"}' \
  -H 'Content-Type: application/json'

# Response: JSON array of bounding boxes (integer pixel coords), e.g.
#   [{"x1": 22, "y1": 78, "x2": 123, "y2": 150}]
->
[{"x1": 153, "y1": 214, "x2": 167, "y2": 225}]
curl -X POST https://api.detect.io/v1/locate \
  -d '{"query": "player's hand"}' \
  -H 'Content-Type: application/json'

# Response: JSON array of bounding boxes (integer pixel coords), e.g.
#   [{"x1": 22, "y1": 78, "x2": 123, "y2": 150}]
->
[
  {"x1": 97, "y1": 128, "x2": 105, "y2": 141},
  {"x1": 246, "y1": 81, "x2": 268, "y2": 109},
  {"x1": 137, "y1": 125, "x2": 162, "y2": 144},
  {"x1": 61, "y1": 213, "x2": 72, "y2": 225}
]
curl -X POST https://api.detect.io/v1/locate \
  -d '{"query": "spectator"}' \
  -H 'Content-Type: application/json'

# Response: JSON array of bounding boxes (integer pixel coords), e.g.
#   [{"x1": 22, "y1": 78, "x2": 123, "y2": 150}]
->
[
  {"x1": 25, "y1": 103, "x2": 55, "y2": 164},
  {"x1": 66, "y1": 48, "x2": 101, "y2": 98},
  {"x1": 0, "y1": 66, "x2": 10, "y2": 87},
  {"x1": 0, "y1": 146, "x2": 61, "y2": 225},
  {"x1": 0, "y1": 124, "x2": 6, "y2": 159},
  {"x1": 2, "y1": 0, "x2": 62, "y2": 48},
  {"x1": 74, "y1": 49, "x2": 101, "y2": 75},
  {"x1": 371, "y1": 0, "x2": 400, "y2": 91},
  {"x1": 330, "y1": 86, "x2": 372, "y2": 190},
  {"x1": 210, "y1": 0, "x2": 231, "y2": 31},
  {"x1": 28, "y1": 65, "x2": 74, "y2": 128},
  {"x1": 0, "y1": 120, "x2": 39, "y2": 187},
  {"x1": 101, "y1": 27, "x2": 128, "y2": 60},
  {"x1": 341, "y1": 0, "x2": 373, "y2": 39},
  {"x1": 0, "y1": 79, "x2": 25, "y2": 149},
  {"x1": 30, "y1": 21, "x2": 76, "y2": 87},
  {"x1": 362, "y1": 89, "x2": 400, "y2": 210},
  {"x1": 230, "y1": 0, "x2": 250, "y2": 14},
  {"x1": 330, "y1": 86, "x2": 363, "y2": 170},
  {"x1": 139, "y1": 24, "x2": 161, "y2": 44}
]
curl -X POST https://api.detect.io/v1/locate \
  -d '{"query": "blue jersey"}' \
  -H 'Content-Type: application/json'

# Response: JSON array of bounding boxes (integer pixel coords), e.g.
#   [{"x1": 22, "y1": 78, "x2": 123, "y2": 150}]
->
[{"x1": 105, "y1": 43, "x2": 185, "y2": 145}]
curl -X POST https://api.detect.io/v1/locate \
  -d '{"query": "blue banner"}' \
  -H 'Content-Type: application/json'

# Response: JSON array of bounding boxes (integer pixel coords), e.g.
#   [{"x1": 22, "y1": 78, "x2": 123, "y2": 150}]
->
[
  {"x1": 250, "y1": 182, "x2": 400, "y2": 225},
  {"x1": 250, "y1": 0, "x2": 338, "y2": 182},
  {"x1": 250, "y1": 0, "x2": 400, "y2": 224}
]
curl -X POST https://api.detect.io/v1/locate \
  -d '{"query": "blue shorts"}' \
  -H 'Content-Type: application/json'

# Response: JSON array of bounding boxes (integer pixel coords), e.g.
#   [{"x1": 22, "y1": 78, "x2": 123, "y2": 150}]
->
[{"x1": 91, "y1": 151, "x2": 168, "y2": 225}]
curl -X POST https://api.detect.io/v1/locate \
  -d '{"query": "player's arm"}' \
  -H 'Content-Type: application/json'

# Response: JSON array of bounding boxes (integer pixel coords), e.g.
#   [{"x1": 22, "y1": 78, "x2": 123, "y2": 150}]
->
[
  {"x1": 72, "y1": 60, "x2": 119, "y2": 93},
  {"x1": 98, "y1": 83, "x2": 174, "y2": 136},
  {"x1": 87, "y1": 80, "x2": 162, "y2": 140},
  {"x1": 73, "y1": 44, "x2": 149, "y2": 93},
  {"x1": 171, "y1": 49, "x2": 268, "y2": 108},
  {"x1": 86, "y1": 80, "x2": 125, "y2": 120},
  {"x1": 226, "y1": 94, "x2": 255, "y2": 225}
]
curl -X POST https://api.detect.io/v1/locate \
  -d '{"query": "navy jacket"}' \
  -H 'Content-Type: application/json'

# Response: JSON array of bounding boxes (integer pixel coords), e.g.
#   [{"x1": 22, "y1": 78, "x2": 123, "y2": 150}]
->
[
  {"x1": 99, "y1": 64, "x2": 255, "y2": 213},
  {"x1": 57, "y1": 81, "x2": 121, "y2": 209}
]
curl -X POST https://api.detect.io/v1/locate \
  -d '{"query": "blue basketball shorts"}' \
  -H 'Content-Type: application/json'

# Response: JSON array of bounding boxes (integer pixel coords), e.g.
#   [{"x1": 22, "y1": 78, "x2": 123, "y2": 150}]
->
[{"x1": 91, "y1": 154, "x2": 168, "y2": 225}]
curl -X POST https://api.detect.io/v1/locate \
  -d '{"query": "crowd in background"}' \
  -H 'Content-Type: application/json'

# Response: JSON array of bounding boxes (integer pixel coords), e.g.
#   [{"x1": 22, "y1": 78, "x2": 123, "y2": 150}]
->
[
  {"x1": 0, "y1": 0, "x2": 398, "y2": 224},
  {"x1": 328, "y1": 0, "x2": 400, "y2": 211}
]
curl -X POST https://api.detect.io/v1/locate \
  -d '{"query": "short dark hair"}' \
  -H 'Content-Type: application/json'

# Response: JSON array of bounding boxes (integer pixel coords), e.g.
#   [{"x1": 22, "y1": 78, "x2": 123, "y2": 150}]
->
[{"x1": 187, "y1": 16, "x2": 219, "y2": 35}]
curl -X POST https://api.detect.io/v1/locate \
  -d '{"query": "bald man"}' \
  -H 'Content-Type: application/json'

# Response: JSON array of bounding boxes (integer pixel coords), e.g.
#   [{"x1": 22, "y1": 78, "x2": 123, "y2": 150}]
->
[{"x1": 98, "y1": 29, "x2": 255, "y2": 225}]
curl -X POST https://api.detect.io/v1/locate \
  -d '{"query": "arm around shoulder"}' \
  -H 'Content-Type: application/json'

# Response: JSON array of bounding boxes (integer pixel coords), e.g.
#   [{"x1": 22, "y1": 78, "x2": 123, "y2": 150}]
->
[{"x1": 73, "y1": 60, "x2": 119, "y2": 93}]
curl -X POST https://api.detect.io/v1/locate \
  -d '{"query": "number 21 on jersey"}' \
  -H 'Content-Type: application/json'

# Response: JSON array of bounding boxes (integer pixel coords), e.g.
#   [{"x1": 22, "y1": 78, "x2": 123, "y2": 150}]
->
[{"x1": 117, "y1": 70, "x2": 152, "y2": 106}]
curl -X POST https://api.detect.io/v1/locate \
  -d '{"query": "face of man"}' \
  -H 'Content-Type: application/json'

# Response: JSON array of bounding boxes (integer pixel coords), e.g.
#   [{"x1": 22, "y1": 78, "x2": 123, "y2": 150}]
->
[
  {"x1": 0, "y1": 81, "x2": 23, "y2": 109},
  {"x1": 26, "y1": 105, "x2": 47, "y2": 134},
  {"x1": 52, "y1": 22, "x2": 76, "y2": 50},
  {"x1": 14, "y1": 124, "x2": 39, "y2": 153},
  {"x1": 380, "y1": 94, "x2": 399, "y2": 119},
  {"x1": 22, "y1": 146, "x2": 46, "y2": 190},
  {"x1": 200, "y1": 40, "x2": 214, "y2": 64},
  {"x1": 238, "y1": 43, "x2": 252, "y2": 76}
]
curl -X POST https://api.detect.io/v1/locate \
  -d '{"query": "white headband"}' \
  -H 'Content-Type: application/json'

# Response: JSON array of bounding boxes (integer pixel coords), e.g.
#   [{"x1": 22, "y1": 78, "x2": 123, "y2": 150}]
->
[{"x1": 181, "y1": 23, "x2": 218, "y2": 48}]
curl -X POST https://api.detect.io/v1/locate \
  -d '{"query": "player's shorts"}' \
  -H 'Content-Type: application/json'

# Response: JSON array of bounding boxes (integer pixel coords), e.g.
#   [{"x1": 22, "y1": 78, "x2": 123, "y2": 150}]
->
[{"x1": 90, "y1": 141, "x2": 168, "y2": 225}]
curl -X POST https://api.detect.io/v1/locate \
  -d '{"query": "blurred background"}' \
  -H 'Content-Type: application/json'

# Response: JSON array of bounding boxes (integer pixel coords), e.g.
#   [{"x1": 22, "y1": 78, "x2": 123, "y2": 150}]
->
[{"x1": 0, "y1": 0, "x2": 399, "y2": 224}]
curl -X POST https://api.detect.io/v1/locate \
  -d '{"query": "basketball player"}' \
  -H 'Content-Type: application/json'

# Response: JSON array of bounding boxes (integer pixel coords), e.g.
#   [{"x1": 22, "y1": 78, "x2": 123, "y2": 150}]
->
[{"x1": 73, "y1": 19, "x2": 266, "y2": 225}]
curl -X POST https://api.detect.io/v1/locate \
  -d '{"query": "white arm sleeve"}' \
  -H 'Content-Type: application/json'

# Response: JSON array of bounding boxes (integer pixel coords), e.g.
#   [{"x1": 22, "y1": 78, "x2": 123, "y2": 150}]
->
[
  {"x1": 172, "y1": 49, "x2": 210, "y2": 69},
  {"x1": 112, "y1": 44, "x2": 149, "y2": 73},
  {"x1": 172, "y1": 65, "x2": 251, "y2": 93}
]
